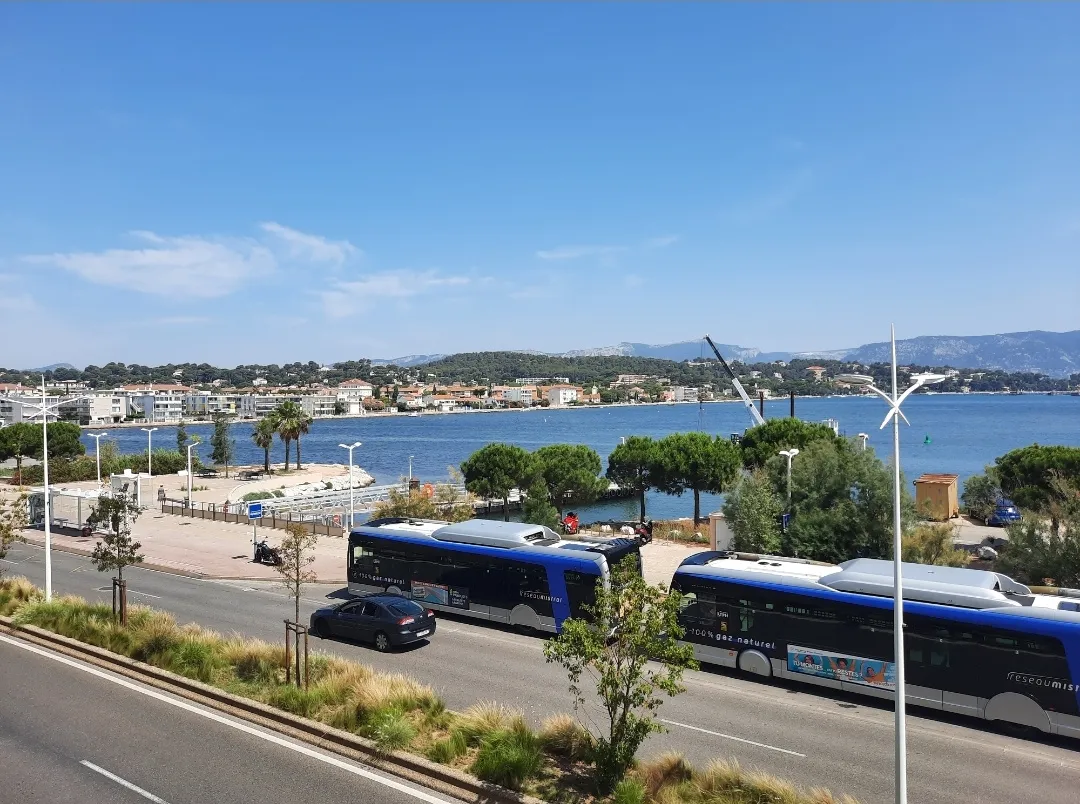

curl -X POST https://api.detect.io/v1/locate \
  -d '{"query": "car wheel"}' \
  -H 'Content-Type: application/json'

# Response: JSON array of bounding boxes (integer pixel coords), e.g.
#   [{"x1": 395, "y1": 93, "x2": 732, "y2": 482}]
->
[{"x1": 374, "y1": 631, "x2": 391, "y2": 652}]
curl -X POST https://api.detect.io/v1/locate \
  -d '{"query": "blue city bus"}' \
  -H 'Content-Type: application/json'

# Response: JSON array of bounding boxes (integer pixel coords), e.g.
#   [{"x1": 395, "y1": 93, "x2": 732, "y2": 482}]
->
[
  {"x1": 347, "y1": 517, "x2": 641, "y2": 633},
  {"x1": 672, "y1": 551, "x2": 1080, "y2": 738}
]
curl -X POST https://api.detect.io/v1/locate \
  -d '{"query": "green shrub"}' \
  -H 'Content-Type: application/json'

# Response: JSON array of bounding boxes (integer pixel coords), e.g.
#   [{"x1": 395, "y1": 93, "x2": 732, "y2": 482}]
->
[
  {"x1": 427, "y1": 730, "x2": 468, "y2": 764},
  {"x1": 370, "y1": 709, "x2": 416, "y2": 753},
  {"x1": 469, "y1": 729, "x2": 544, "y2": 791},
  {"x1": 241, "y1": 491, "x2": 274, "y2": 502},
  {"x1": 168, "y1": 637, "x2": 223, "y2": 683},
  {"x1": 612, "y1": 778, "x2": 647, "y2": 804}
]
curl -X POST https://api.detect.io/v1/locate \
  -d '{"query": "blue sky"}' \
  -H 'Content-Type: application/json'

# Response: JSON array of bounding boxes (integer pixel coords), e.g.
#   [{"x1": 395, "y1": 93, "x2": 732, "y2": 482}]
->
[{"x1": 1, "y1": 4, "x2": 1078, "y2": 368}]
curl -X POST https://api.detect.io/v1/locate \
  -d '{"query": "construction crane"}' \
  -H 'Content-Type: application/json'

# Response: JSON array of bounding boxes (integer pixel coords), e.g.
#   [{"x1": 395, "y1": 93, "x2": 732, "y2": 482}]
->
[{"x1": 704, "y1": 334, "x2": 766, "y2": 428}]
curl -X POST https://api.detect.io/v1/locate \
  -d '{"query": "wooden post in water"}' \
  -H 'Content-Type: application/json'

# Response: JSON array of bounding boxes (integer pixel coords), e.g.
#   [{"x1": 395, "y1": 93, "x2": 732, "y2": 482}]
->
[
  {"x1": 758, "y1": 391, "x2": 765, "y2": 419},
  {"x1": 790, "y1": 391, "x2": 796, "y2": 418}
]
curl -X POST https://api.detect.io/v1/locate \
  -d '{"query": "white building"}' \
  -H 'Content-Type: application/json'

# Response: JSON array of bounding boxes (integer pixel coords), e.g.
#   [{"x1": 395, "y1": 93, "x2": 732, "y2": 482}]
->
[
  {"x1": 301, "y1": 395, "x2": 338, "y2": 419},
  {"x1": 184, "y1": 393, "x2": 238, "y2": 417},
  {"x1": 546, "y1": 385, "x2": 578, "y2": 407},
  {"x1": 515, "y1": 376, "x2": 569, "y2": 385},
  {"x1": 671, "y1": 386, "x2": 699, "y2": 404},
  {"x1": 239, "y1": 394, "x2": 300, "y2": 419},
  {"x1": 0, "y1": 394, "x2": 62, "y2": 424},
  {"x1": 336, "y1": 379, "x2": 373, "y2": 415},
  {"x1": 505, "y1": 387, "x2": 535, "y2": 406},
  {"x1": 122, "y1": 384, "x2": 189, "y2": 424},
  {"x1": 59, "y1": 392, "x2": 126, "y2": 425}
]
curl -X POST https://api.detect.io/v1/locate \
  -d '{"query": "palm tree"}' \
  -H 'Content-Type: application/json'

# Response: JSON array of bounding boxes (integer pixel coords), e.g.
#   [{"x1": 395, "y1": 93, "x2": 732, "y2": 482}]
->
[
  {"x1": 252, "y1": 416, "x2": 277, "y2": 473},
  {"x1": 274, "y1": 401, "x2": 312, "y2": 471}
]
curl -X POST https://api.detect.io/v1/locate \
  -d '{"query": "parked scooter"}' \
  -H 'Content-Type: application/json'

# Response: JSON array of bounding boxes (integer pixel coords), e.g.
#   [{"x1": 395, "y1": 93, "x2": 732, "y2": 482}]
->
[
  {"x1": 254, "y1": 539, "x2": 283, "y2": 566},
  {"x1": 561, "y1": 511, "x2": 581, "y2": 535}
]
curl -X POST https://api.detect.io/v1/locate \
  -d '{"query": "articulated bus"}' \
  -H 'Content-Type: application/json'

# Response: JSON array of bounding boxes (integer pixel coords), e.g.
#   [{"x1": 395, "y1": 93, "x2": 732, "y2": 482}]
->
[
  {"x1": 672, "y1": 551, "x2": 1080, "y2": 738},
  {"x1": 347, "y1": 517, "x2": 642, "y2": 633}
]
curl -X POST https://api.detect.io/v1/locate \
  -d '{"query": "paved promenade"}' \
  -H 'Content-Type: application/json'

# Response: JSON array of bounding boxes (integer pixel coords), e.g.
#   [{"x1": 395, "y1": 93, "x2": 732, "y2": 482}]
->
[{"x1": 20, "y1": 512, "x2": 701, "y2": 586}]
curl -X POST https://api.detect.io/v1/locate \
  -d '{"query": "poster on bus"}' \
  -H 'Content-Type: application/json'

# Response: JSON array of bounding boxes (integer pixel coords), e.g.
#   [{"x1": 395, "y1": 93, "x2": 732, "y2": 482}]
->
[
  {"x1": 787, "y1": 644, "x2": 895, "y2": 690},
  {"x1": 411, "y1": 581, "x2": 469, "y2": 609}
]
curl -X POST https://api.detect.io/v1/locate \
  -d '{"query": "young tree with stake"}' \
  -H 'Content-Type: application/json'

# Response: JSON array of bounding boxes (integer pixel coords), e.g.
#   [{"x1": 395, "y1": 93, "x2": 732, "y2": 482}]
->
[
  {"x1": 274, "y1": 524, "x2": 318, "y2": 686},
  {"x1": 86, "y1": 490, "x2": 144, "y2": 625}
]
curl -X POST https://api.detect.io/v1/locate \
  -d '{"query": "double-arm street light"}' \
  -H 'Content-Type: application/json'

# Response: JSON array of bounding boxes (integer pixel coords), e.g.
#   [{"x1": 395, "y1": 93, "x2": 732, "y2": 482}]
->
[
  {"x1": 339, "y1": 441, "x2": 362, "y2": 530},
  {"x1": 777, "y1": 448, "x2": 799, "y2": 504},
  {"x1": 0, "y1": 377, "x2": 91, "y2": 602},
  {"x1": 89, "y1": 432, "x2": 109, "y2": 486},
  {"x1": 836, "y1": 325, "x2": 946, "y2": 804},
  {"x1": 141, "y1": 427, "x2": 159, "y2": 478}
]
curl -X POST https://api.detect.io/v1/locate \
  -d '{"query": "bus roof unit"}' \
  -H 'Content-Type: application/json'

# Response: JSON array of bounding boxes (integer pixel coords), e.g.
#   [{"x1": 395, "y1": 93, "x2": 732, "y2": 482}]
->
[{"x1": 677, "y1": 551, "x2": 1080, "y2": 615}]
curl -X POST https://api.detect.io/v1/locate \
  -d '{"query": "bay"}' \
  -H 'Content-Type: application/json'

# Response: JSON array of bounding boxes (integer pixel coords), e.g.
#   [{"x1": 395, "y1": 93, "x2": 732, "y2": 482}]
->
[{"x1": 83, "y1": 395, "x2": 1079, "y2": 522}]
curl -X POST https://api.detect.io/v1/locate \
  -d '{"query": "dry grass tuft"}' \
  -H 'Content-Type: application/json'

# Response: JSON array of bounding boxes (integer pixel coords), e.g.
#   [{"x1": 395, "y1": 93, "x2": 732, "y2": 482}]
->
[
  {"x1": 538, "y1": 713, "x2": 594, "y2": 761},
  {"x1": 456, "y1": 701, "x2": 526, "y2": 744},
  {"x1": 639, "y1": 752, "x2": 694, "y2": 797}
]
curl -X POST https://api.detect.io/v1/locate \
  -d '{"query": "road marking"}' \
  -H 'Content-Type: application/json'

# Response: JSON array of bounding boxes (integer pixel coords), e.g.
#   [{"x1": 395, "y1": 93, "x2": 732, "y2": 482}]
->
[
  {"x1": 661, "y1": 719, "x2": 806, "y2": 758},
  {"x1": 1, "y1": 635, "x2": 450, "y2": 803},
  {"x1": 80, "y1": 760, "x2": 171, "y2": 803},
  {"x1": 0, "y1": 558, "x2": 17, "y2": 564},
  {"x1": 94, "y1": 586, "x2": 162, "y2": 599}
]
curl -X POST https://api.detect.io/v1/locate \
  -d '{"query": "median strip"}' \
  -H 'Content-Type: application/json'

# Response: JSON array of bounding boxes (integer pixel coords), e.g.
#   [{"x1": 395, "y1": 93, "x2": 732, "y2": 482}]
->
[{"x1": 660, "y1": 719, "x2": 807, "y2": 758}]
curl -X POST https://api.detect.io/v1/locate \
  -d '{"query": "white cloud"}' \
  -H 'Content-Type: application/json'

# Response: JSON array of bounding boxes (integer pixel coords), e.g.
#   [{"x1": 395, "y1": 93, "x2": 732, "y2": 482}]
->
[
  {"x1": 645, "y1": 235, "x2": 679, "y2": 248},
  {"x1": 24, "y1": 231, "x2": 276, "y2": 298},
  {"x1": 535, "y1": 245, "x2": 627, "y2": 261},
  {"x1": 319, "y1": 271, "x2": 471, "y2": 318},
  {"x1": 259, "y1": 222, "x2": 360, "y2": 265}
]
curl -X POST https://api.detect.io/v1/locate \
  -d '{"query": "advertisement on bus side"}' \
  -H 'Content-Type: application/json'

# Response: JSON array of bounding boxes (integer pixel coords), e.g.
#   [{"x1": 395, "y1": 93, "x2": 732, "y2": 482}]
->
[
  {"x1": 411, "y1": 581, "x2": 469, "y2": 609},
  {"x1": 787, "y1": 644, "x2": 896, "y2": 690}
]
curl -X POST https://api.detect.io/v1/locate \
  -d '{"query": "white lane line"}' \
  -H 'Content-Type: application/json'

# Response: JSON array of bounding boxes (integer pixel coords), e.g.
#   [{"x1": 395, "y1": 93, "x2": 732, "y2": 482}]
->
[
  {"x1": 1, "y1": 635, "x2": 450, "y2": 804},
  {"x1": 93, "y1": 586, "x2": 162, "y2": 599},
  {"x1": 661, "y1": 719, "x2": 806, "y2": 758},
  {"x1": 80, "y1": 760, "x2": 170, "y2": 803},
  {"x1": 0, "y1": 558, "x2": 17, "y2": 564}
]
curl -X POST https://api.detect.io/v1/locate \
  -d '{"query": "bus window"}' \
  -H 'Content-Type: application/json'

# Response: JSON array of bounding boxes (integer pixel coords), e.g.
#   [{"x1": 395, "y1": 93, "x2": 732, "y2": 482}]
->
[
  {"x1": 738, "y1": 599, "x2": 754, "y2": 632},
  {"x1": 565, "y1": 570, "x2": 600, "y2": 620}
]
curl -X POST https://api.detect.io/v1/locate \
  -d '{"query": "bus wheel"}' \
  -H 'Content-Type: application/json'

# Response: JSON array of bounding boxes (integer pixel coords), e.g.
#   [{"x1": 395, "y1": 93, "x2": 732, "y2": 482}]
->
[
  {"x1": 737, "y1": 649, "x2": 773, "y2": 678},
  {"x1": 984, "y1": 692, "x2": 1050, "y2": 734}
]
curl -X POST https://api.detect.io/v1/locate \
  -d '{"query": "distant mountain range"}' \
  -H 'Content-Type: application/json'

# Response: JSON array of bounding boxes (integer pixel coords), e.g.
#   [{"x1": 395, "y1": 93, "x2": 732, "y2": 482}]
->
[{"x1": 374, "y1": 330, "x2": 1080, "y2": 378}]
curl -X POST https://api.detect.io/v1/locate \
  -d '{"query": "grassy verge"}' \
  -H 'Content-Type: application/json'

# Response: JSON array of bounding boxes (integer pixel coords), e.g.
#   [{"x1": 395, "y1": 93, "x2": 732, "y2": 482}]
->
[
  {"x1": 652, "y1": 520, "x2": 711, "y2": 545},
  {"x1": 0, "y1": 577, "x2": 854, "y2": 804}
]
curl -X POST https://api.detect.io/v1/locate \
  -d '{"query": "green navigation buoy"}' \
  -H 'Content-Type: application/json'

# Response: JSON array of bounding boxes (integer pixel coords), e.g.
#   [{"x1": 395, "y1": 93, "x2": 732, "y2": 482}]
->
[{"x1": 924, "y1": 435, "x2": 932, "y2": 445}]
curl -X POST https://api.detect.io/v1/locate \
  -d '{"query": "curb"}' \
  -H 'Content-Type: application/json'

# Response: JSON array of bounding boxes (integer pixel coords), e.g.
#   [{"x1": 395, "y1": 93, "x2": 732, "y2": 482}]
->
[{"x1": 0, "y1": 615, "x2": 547, "y2": 804}]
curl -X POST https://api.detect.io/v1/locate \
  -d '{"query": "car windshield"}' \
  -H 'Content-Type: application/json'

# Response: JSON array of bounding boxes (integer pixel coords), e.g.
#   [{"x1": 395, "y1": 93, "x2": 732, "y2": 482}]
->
[{"x1": 389, "y1": 600, "x2": 425, "y2": 617}]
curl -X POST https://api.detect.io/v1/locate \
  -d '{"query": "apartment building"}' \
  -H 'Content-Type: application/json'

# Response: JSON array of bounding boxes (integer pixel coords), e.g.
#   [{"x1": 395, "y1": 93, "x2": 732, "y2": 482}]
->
[
  {"x1": 122, "y1": 384, "x2": 190, "y2": 424},
  {"x1": 505, "y1": 386, "x2": 536, "y2": 406},
  {"x1": 59, "y1": 392, "x2": 126, "y2": 425},
  {"x1": 301, "y1": 394, "x2": 338, "y2": 419},
  {"x1": 335, "y1": 379, "x2": 373, "y2": 415},
  {"x1": 185, "y1": 393, "x2": 238, "y2": 417},
  {"x1": 0, "y1": 394, "x2": 62, "y2": 424},
  {"x1": 671, "y1": 386, "x2": 699, "y2": 403},
  {"x1": 546, "y1": 385, "x2": 579, "y2": 407}
]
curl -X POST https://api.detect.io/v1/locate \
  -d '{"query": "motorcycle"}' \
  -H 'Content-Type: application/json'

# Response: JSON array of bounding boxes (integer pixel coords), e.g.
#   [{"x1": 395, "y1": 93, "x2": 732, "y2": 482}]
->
[
  {"x1": 254, "y1": 539, "x2": 283, "y2": 566},
  {"x1": 561, "y1": 512, "x2": 581, "y2": 535}
]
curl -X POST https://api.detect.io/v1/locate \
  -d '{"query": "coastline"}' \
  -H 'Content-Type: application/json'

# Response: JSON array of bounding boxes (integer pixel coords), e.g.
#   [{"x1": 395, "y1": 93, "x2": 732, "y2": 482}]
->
[{"x1": 78, "y1": 390, "x2": 1040, "y2": 430}]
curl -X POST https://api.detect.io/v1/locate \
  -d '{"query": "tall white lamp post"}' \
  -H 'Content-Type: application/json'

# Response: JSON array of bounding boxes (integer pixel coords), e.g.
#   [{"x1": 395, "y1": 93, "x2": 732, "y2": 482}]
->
[
  {"x1": 408, "y1": 455, "x2": 414, "y2": 484},
  {"x1": 0, "y1": 377, "x2": 90, "y2": 602},
  {"x1": 89, "y1": 432, "x2": 109, "y2": 486},
  {"x1": 186, "y1": 440, "x2": 202, "y2": 508},
  {"x1": 777, "y1": 448, "x2": 799, "y2": 504},
  {"x1": 836, "y1": 325, "x2": 946, "y2": 804},
  {"x1": 141, "y1": 427, "x2": 158, "y2": 478},
  {"x1": 339, "y1": 441, "x2": 362, "y2": 530}
]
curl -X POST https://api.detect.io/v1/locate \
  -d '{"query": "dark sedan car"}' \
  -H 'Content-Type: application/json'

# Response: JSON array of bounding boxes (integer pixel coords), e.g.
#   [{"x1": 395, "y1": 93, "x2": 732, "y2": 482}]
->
[
  {"x1": 309, "y1": 593, "x2": 436, "y2": 652},
  {"x1": 986, "y1": 499, "x2": 1023, "y2": 527}
]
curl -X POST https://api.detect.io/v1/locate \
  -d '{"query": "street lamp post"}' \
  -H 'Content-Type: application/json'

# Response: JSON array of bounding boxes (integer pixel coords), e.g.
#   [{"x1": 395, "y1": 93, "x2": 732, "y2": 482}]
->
[
  {"x1": 186, "y1": 440, "x2": 201, "y2": 508},
  {"x1": 408, "y1": 455, "x2": 414, "y2": 484},
  {"x1": 141, "y1": 427, "x2": 158, "y2": 478},
  {"x1": 836, "y1": 325, "x2": 945, "y2": 804},
  {"x1": 778, "y1": 448, "x2": 800, "y2": 504},
  {"x1": 857, "y1": 433, "x2": 870, "y2": 451},
  {"x1": 89, "y1": 432, "x2": 109, "y2": 486},
  {"x1": 0, "y1": 378, "x2": 90, "y2": 602},
  {"x1": 339, "y1": 441, "x2": 362, "y2": 530}
]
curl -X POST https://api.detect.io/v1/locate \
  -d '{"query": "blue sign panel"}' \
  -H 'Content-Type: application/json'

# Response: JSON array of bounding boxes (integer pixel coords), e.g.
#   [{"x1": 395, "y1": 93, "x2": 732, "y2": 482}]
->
[{"x1": 248, "y1": 502, "x2": 263, "y2": 520}]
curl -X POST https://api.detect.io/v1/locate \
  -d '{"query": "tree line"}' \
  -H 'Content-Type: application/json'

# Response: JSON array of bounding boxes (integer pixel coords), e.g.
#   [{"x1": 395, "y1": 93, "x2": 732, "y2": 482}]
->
[{"x1": 5, "y1": 351, "x2": 1076, "y2": 394}]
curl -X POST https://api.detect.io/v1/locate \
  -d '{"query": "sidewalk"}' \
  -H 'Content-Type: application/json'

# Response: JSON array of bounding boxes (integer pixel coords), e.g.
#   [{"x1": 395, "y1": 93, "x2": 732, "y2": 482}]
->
[
  {"x1": 20, "y1": 512, "x2": 699, "y2": 587},
  {"x1": 21, "y1": 512, "x2": 351, "y2": 583}
]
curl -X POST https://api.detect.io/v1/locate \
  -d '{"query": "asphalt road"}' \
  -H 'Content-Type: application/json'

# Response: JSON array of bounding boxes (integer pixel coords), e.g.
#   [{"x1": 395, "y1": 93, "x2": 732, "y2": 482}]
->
[
  {"x1": 5, "y1": 541, "x2": 1080, "y2": 804},
  {"x1": 0, "y1": 631, "x2": 450, "y2": 804}
]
